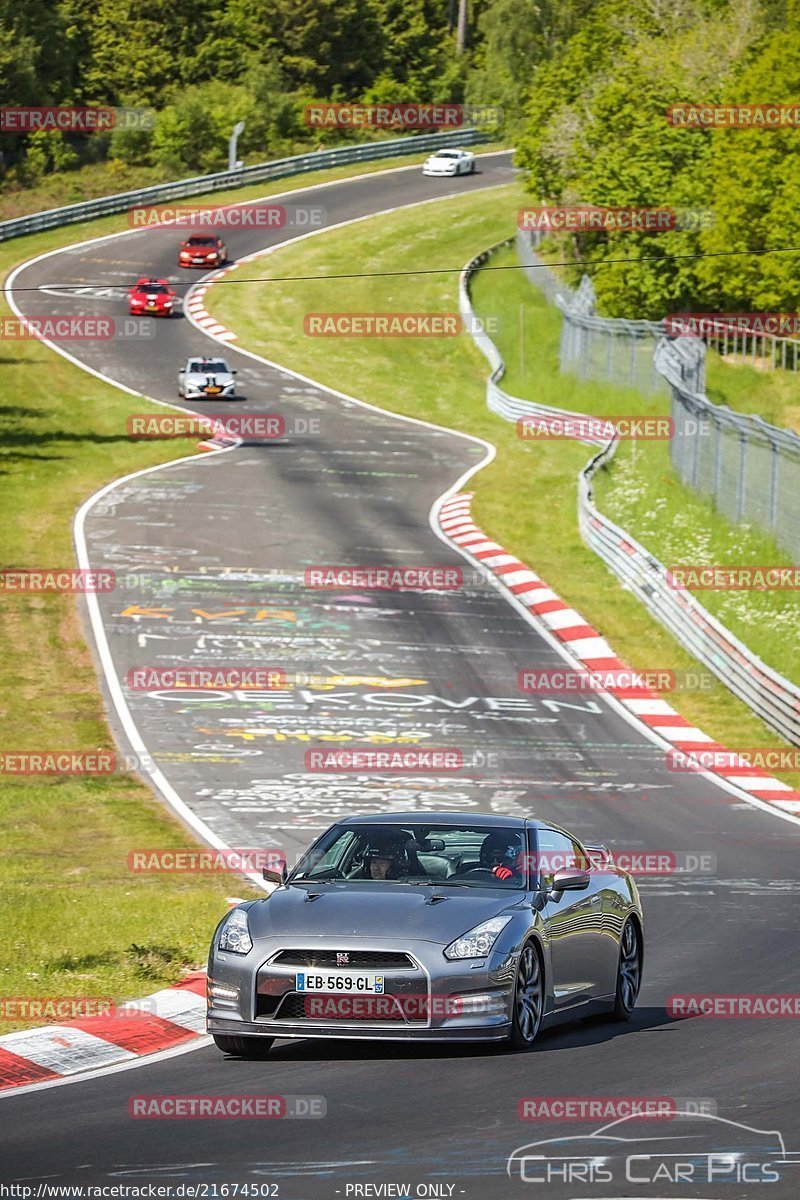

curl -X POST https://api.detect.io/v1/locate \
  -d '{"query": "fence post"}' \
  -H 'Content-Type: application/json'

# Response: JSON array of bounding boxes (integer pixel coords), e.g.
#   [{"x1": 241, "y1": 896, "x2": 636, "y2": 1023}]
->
[
  {"x1": 737, "y1": 432, "x2": 747, "y2": 521},
  {"x1": 769, "y1": 436, "x2": 779, "y2": 530}
]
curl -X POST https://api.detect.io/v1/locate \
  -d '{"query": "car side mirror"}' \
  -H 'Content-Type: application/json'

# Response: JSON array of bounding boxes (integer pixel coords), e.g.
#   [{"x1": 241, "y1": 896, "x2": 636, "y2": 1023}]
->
[
  {"x1": 263, "y1": 865, "x2": 288, "y2": 886},
  {"x1": 551, "y1": 868, "x2": 591, "y2": 892},
  {"x1": 231, "y1": 369, "x2": 238, "y2": 375}
]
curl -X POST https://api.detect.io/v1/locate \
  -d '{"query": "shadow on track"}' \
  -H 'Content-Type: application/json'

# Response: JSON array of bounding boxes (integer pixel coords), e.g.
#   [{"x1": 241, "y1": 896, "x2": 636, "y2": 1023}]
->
[{"x1": 215, "y1": 1007, "x2": 676, "y2": 1064}]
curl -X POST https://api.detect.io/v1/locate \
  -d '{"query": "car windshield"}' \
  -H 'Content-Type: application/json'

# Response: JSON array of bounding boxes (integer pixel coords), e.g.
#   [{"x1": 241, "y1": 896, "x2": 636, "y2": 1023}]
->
[
  {"x1": 291, "y1": 822, "x2": 527, "y2": 888},
  {"x1": 139, "y1": 283, "x2": 167, "y2": 294},
  {"x1": 436, "y1": 152, "x2": 460, "y2": 159},
  {"x1": 186, "y1": 237, "x2": 216, "y2": 245},
  {"x1": 188, "y1": 360, "x2": 228, "y2": 373}
]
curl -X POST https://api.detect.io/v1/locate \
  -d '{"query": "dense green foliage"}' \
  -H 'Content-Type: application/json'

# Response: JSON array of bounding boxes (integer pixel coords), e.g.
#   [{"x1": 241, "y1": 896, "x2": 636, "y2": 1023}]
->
[
  {"x1": 515, "y1": 0, "x2": 800, "y2": 316},
  {"x1": 0, "y1": 0, "x2": 492, "y2": 186},
  {"x1": 3, "y1": 0, "x2": 800, "y2": 317}
]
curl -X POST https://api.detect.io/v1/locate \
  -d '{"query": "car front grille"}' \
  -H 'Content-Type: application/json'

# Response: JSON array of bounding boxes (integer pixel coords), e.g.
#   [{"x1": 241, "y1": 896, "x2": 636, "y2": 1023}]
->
[
  {"x1": 273, "y1": 993, "x2": 426, "y2": 1023},
  {"x1": 271, "y1": 949, "x2": 415, "y2": 970}
]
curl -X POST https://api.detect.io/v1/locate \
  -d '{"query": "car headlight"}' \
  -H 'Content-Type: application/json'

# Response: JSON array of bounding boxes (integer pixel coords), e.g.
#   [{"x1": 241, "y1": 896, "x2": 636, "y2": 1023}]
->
[
  {"x1": 444, "y1": 915, "x2": 513, "y2": 960},
  {"x1": 218, "y1": 908, "x2": 253, "y2": 955}
]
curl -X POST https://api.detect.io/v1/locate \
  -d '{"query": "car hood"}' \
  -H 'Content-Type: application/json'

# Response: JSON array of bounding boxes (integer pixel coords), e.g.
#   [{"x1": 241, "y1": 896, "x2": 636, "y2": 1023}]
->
[
  {"x1": 246, "y1": 882, "x2": 522, "y2": 945},
  {"x1": 185, "y1": 370, "x2": 234, "y2": 384}
]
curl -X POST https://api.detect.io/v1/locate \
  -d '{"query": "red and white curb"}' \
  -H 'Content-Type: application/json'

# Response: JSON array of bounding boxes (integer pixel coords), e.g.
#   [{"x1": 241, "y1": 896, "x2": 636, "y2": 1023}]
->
[
  {"x1": 439, "y1": 492, "x2": 800, "y2": 817},
  {"x1": 0, "y1": 972, "x2": 207, "y2": 1091},
  {"x1": 186, "y1": 267, "x2": 242, "y2": 451},
  {"x1": 184, "y1": 268, "x2": 238, "y2": 342}
]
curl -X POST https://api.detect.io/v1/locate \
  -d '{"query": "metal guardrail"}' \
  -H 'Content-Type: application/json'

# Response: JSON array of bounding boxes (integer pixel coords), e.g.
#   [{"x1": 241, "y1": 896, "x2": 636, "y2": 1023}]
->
[
  {"x1": 461, "y1": 240, "x2": 800, "y2": 746},
  {"x1": 460, "y1": 241, "x2": 607, "y2": 444},
  {"x1": 0, "y1": 129, "x2": 486, "y2": 243}
]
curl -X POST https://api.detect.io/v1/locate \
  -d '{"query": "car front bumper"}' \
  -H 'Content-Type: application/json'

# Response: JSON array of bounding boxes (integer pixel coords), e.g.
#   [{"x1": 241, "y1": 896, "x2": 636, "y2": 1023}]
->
[{"x1": 208, "y1": 937, "x2": 518, "y2": 1043}]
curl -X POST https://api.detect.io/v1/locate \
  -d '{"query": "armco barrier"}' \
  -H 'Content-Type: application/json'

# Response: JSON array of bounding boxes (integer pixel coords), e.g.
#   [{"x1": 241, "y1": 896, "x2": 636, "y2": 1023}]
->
[
  {"x1": 460, "y1": 241, "x2": 607, "y2": 444},
  {"x1": 460, "y1": 240, "x2": 800, "y2": 747},
  {"x1": 0, "y1": 129, "x2": 486, "y2": 243}
]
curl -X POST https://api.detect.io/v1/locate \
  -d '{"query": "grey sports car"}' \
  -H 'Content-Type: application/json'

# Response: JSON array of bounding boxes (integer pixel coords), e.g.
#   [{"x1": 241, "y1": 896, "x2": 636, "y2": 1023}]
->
[{"x1": 207, "y1": 812, "x2": 643, "y2": 1057}]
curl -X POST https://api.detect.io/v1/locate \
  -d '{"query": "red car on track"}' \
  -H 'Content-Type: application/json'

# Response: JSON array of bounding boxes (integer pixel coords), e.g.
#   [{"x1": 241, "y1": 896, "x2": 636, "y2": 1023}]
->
[
  {"x1": 178, "y1": 235, "x2": 227, "y2": 267},
  {"x1": 128, "y1": 278, "x2": 176, "y2": 317}
]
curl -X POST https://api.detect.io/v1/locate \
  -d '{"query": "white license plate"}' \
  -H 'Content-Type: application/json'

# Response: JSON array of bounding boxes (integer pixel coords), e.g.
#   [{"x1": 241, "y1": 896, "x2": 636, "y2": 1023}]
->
[{"x1": 295, "y1": 971, "x2": 384, "y2": 994}]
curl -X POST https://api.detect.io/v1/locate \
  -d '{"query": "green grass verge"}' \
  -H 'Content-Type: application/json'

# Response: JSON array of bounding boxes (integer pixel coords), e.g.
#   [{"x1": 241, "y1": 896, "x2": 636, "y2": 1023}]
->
[
  {"x1": 206, "y1": 183, "x2": 800, "y2": 791},
  {"x1": 0, "y1": 277, "x2": 244, "y2": 1033},
  {"x1": 705, "y1": 350, "x2": 800, "y2": 433}
]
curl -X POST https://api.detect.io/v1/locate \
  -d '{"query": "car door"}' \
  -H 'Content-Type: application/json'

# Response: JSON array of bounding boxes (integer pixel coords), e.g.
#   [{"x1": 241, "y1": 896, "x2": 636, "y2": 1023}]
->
[{"x1": 535, "y1": 826, "x2": 606, "y2": 1010}]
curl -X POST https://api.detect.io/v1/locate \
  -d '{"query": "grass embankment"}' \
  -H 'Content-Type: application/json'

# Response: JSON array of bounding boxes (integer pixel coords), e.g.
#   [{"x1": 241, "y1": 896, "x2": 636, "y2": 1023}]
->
[
  {"x1": 0, "y1": 259, "x2": 242, "y2": 1032},
  {"x1": 206, "y1": 184, "x2": 800, "y2": 790}
]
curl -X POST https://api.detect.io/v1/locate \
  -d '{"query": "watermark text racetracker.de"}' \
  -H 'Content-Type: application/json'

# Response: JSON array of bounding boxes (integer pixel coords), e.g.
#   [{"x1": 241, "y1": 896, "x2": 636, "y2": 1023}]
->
[
  {"x1": 304, "y1": 565, "x2": 463, "y2": 591},
  {"x1": 128, "y1": 203, "x2": 325, "y2": 230},
  {"x1": 303, "y1": 313, "x2": 498, "y2": 337},
  {"x1": 518, "y1": 206, "x2": 714, "y2": 232},
  {"x1": 303, "y1": 102, "x2": 501, "y2": 128},
  {"x1": 667, "y1": 564, "x2": 800, "y2": 590},
  {"x1": 517, "y1": 665, "x2": 717, "y2": 694},
  {"x1": 304, "y1": 747, "x2": 499, "y2": 772},
  {"x1": 0, "y1": 569, "x2": 115, "y2": 593},
  {"x1": 517, "y1": 415, "x2": 709, "y2": 441},
  {"x1": 127, "y1": 848, "x2": 286, "y2": 874},
  {"x1": 126, "y1": 414, "x2": 322, "y2": 440},
  {"x1": 128, "y1": 1094, "x2": 325, "y2": 1119},
  {"x1": 517, "y1": 1096, "x2": 717, "y2": 1121},
  {"x1": 0, "y1": 317, "x2": 154, "y2": 341},
  {"x1": 0, "y1": 106, "x2": 154, "y2": 131}
]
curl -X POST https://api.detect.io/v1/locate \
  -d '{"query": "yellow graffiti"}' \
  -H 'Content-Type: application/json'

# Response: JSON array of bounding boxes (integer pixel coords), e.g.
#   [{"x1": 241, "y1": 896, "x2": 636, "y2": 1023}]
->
[
  {"x1": 119, "y1": 605, "x2": 173, "y2": 618},
  {"x1": 292, "y1": 675, "x2": 427, "y2": 690},
  {"x1": 198, "y1": 727, "x2": 425, "y2": 745},
  {"x1": 120, "y1": 606, "x2": 299, "y2": 624}
]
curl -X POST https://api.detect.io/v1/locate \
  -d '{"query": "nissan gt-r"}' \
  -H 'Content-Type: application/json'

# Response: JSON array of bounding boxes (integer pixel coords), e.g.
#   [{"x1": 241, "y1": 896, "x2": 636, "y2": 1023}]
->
[
  {"x1": 207, "y1": 812, "x2": 643, "y2": 1057},
  {"x1": 128, "y1": 278, "x2": 176, "y2": 317}
]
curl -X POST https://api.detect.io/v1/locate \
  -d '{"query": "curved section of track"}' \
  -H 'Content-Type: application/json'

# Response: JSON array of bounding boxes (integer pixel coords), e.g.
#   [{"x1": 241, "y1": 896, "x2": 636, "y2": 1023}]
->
[{"x1": 4, "y1": 155, "x2": 800, "y2": 1198}]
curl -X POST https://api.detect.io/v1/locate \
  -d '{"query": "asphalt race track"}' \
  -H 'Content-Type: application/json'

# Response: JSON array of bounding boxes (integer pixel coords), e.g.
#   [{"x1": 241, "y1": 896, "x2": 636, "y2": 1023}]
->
[{"x1": 4, "y1": 154, "x2": 800, "y2": 1197}]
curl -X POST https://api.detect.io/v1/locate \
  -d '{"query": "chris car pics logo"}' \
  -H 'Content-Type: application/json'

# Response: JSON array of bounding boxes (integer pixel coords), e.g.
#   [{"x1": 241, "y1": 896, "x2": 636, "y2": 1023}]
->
[{"x1": 507, "y1": 1111, "x2": 791, "y2": 1185}]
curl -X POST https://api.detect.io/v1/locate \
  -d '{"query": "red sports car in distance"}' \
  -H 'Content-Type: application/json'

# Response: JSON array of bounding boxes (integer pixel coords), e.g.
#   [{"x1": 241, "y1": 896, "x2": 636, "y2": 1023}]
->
[
  {"x1": 128, "y1": 278, "x2": 176, "y2": 317},
  {"x1": 178, "y1": 235, "x2": 227, "y2": 267}
]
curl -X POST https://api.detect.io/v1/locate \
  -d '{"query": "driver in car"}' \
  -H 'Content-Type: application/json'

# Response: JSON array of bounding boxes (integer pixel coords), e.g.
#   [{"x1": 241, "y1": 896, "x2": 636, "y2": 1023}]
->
[
  {"x1": 358, "y1": 835, "x2": 412, "y2": 880},
  {"x1": 480, "y1": 832, "x2": 526, "y2": 881}
]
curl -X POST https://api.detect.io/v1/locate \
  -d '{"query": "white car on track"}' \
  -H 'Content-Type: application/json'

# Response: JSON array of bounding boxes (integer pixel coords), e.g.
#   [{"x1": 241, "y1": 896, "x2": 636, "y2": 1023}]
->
[
  {"x1": 422, "y1": 148, "x2": 476, "y2": 177},
  {"x1": 178, "y1": 357, "x2": 237, "y2": 400}
]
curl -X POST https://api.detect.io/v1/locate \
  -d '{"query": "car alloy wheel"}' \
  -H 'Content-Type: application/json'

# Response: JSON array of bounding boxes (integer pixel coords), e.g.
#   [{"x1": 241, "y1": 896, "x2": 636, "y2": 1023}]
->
[
  {"x1": 612, "y1": 919, "x2": 641, "y2": 1019},
  {"x1": 510, "y1": 942, "x2": 544, "y2": 1049}
]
